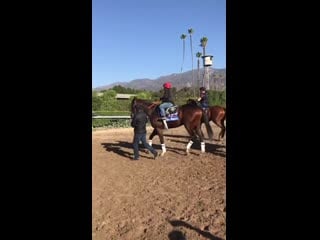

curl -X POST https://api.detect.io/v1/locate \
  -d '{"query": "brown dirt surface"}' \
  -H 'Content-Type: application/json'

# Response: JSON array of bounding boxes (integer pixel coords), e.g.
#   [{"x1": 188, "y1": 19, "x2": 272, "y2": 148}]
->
[{"x1": 92, "y1": 124, "x2": 226, "y2": 240}]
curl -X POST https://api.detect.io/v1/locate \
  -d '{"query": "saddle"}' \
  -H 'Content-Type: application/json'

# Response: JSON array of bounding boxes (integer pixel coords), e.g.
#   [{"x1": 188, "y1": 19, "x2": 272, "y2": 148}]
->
[
  {"x1": 162, "y1": 105, "x2": 179, "y2": 122},
  {"x1": 165, "y1": 105, "x2": 178, "y2": 115}
]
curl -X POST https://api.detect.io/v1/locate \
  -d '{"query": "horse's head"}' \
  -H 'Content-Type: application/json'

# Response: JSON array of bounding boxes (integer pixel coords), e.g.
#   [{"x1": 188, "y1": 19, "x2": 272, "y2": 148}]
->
[
  {"x1": 130, "y1": 97, "x2": 157, "y2": 117},
  {"x1": 130, "y1": 96, "x2": 138, "y2": 116}
]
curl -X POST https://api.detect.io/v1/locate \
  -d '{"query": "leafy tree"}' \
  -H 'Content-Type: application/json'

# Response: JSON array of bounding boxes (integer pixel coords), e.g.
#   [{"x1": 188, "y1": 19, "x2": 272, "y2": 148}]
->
[
  {"x1": 151, "y1": 91, "x2": 162, "y2": 101},
  {"x1": 92, "y1": 94, "x2": 103, "y2": 111},
  {"x1": 112, "y1": 85, "x2": 127, "y2": 93},
  {"x1": 207, "y1": 90, "x2": 226, "y2": 106},
  {"x1": 137, "y1": 91, "x2": 152, "y2": 99},
  {"x1": 101, "y1": 90, "x2": 117, "y2": 110}
]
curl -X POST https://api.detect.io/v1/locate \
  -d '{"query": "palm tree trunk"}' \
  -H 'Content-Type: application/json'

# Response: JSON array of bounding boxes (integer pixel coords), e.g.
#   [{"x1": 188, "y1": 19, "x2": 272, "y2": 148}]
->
[
  {"x1": 202, "y1": 46, "x2": 209, "y2": 90},
  {"x1": 197, "y1": 59, "x2": 200, "y2": 89},
  {"x1": 190, "y1": 35, "x2": 195, "y2": 97},
  {"x1": 188, "y1": 29, "x2": 195, "y2": 97},
  {"x1": 180, "y1": 34, "x2": 187, "y2": 73},
  {"x1": 181, "y1": 40, "x2": 185, "y2": 73}
]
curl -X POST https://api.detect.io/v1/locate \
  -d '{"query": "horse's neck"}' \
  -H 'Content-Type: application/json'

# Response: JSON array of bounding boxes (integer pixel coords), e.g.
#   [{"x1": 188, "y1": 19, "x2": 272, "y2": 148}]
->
[
  {"x1": 145, "y1": 105, "x2": 157, "y2": 117},
  {"x1": 135, "y1": 99, "x2": 159, "y2": 116},
  {"x1": 137, "y1": 102, "x2": 153, "y2": 116}
]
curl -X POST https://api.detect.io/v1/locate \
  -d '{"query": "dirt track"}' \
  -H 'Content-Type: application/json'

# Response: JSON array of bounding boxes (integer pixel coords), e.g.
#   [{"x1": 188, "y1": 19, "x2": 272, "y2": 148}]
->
[{"x1": 92, "y1": 124, "x2": 226, "y2": 240}]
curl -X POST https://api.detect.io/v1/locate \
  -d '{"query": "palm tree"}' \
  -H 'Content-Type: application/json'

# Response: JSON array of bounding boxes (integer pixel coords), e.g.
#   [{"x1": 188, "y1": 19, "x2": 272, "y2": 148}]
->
[
  {"x1": 200, "y1": 37, "x2": 209, "y2": 89},
  {"x1": 196, "y1": 52, "x2": 202, "y2": 89},
  {"x1": 188, "y1": 28, "x2": 195, "y2": 97},
  {"x1": 200, "y1": 37, "x2": 208, "y2": 56},
  {"x1": 180, "y1": 34, "x2": 187, "y2": 73}
]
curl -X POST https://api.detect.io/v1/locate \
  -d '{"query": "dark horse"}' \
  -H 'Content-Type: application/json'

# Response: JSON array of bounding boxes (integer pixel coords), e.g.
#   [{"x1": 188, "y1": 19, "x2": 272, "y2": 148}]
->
[
  {"x1": 187, "y1": 99, "x2": 226, "y2": 141},
  {"x1": 131, "y1": 97, "x2": 213, "y2": 156}
]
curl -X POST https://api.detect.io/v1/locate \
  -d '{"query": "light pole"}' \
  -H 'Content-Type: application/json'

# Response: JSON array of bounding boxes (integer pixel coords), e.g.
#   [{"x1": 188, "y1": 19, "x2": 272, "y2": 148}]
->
[{"x1": 201, "y1": 55, "x2": 213, "y2": 90}]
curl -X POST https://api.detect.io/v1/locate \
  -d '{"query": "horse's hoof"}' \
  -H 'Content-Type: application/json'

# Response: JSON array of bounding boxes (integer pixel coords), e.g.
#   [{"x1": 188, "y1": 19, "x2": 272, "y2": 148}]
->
[{"x1": 160, "y1": 152, "x2": 166, "y2": 157}]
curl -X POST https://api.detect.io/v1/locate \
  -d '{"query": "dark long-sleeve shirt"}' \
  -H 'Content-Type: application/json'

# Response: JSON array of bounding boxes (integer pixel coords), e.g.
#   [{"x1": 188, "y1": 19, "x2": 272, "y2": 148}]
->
[
  {"x1": 131, "y1": 111, "x2": 148, "y2": 134},
  {"x1": 199, "y1": 91, "x2": 209, "y2": 108},
  {"x1": 160, "y1": 88, "x2": 174, "y2": 104}
]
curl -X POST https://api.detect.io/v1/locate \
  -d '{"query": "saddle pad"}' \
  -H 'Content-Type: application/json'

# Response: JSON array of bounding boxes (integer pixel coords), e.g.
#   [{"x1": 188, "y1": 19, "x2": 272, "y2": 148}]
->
[{"x1": 166, "y1": 112, "x2": 179, "y2": 122}]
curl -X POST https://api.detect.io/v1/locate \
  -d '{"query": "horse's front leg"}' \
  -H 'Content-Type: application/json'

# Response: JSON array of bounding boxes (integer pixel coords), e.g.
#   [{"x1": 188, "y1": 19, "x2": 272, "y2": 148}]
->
[
  {"x1": 148, "y1": 128, "x2": 158, "y2": 146},
  {"x1": 149, "y1": 128, "x2": 166, "y2": 156}
]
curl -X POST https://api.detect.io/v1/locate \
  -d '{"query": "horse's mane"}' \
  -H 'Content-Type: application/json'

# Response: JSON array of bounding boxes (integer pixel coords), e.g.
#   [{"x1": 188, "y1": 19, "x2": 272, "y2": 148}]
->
[
  {"x1": 135, "y1": 97, "x2": 161, "y2": 107},
  {"x1": 131, "y1": 97, "x2": 160, "y2": 115},
  {"x1": 186, "y1": 99, "x2": 198, "y2": 106}
]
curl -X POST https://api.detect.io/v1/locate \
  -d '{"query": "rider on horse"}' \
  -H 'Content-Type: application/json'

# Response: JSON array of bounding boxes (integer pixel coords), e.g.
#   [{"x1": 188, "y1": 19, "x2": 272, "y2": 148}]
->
[
  {"x1": 197, "y1": 87, "x2": 209, "y2": 109},
  {"x1": 197, "y1": 87, "x2": 210, "y2": 125},
  {"x1": 159, "y1": 82, "x2": 175, "y2": 129}
]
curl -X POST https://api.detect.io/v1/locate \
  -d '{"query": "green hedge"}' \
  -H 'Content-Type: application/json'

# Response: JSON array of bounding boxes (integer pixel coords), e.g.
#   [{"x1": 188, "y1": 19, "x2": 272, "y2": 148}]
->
[
  {"x1": 92, "y1": 119, "x2": 131, "y2": 128},
  {"x1": 93, "y1": 111, "x2": 130, "y2": 116}
]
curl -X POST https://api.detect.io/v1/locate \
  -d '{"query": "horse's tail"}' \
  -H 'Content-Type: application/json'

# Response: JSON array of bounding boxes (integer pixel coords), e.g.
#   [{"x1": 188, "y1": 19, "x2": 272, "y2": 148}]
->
[{"x1": 203, "y1": 109, "x2": 213, "y2": 141}]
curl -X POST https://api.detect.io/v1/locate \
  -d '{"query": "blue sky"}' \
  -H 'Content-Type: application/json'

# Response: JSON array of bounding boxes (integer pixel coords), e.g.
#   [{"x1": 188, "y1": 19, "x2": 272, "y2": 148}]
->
[{"x1": 92, "y1": 0, "x2": 226, "y2": 88}]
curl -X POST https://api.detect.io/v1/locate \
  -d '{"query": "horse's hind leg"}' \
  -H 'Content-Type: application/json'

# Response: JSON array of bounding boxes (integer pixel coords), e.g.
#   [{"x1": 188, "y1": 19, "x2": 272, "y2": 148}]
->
[
  {"x1": 200, "y1": 123, "x2": 205, "y2": 139},
  {"x1": 157, "y1": 129, "x2": 167, "y2": 156},
  {"x1": 216, "y1": 117, "x2": 226, "y2": 141},
  {"x1": 212, "y1": 119, "x2": 225, "y2": 141},
  {"x1": 185, "y1": 125, "x2": 206, "y2": 154},
  {"x1": 219, "y1": 123, "x2": 226, "y2": 141},
  {"x1": 220, "y1": 112, "x2": 226, "y2": 140}
]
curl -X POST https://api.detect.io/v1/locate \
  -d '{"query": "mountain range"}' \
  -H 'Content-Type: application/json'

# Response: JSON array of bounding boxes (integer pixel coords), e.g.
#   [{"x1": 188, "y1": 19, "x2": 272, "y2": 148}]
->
[{"x1": 93, "y1": 68, "x2": 226, "y2": 92}]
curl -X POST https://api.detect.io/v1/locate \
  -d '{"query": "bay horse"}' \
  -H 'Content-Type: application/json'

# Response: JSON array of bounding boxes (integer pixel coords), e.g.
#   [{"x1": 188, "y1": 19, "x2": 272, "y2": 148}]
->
[
  {"x1": 130, "y1": 97, "x2": 213, "y2": 156},
  {"x1": 187, "y1": 99, "x2": 226, "y2": 141}
]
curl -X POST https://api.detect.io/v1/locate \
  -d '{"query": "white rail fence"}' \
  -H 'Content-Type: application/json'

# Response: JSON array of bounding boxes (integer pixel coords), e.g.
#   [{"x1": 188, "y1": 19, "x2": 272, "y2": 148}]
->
[{"x1": 92, "y1": 115, "x2": 131, "y2": 119}]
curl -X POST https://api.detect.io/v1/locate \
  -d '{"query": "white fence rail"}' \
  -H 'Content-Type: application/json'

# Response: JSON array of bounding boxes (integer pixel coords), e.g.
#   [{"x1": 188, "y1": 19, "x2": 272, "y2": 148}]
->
[{"x1": 92, "y1": 115, "x2": 131, "y2": 119}]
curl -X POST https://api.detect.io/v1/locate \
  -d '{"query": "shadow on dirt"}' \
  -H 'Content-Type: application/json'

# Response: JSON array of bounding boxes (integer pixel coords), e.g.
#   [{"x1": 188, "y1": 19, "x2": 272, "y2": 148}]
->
[
  {"x1": 167, "y1": 139, "x2": 226, "y2": 158},
  {"x1": 164, "y1": 133, "x2": 224, "y2": 142},
  {"x1": 163, "y1": 134, "x2": 190, "y2": 139},
  {"x1": 168, "y1": 230, "x2": 186, "y2": 240},
  {"x1": 101, "y1": 138, "x2": 225, "y2": 158},
  {"x1": 168, "y1": 220, "x2": 224, "y2": 240},
  {"x1": 101, "y1": 142, "x2": 133, "y2": 158},
  {"x1": 101, "y1": 141, "x2": 159, "y2": 160}
]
